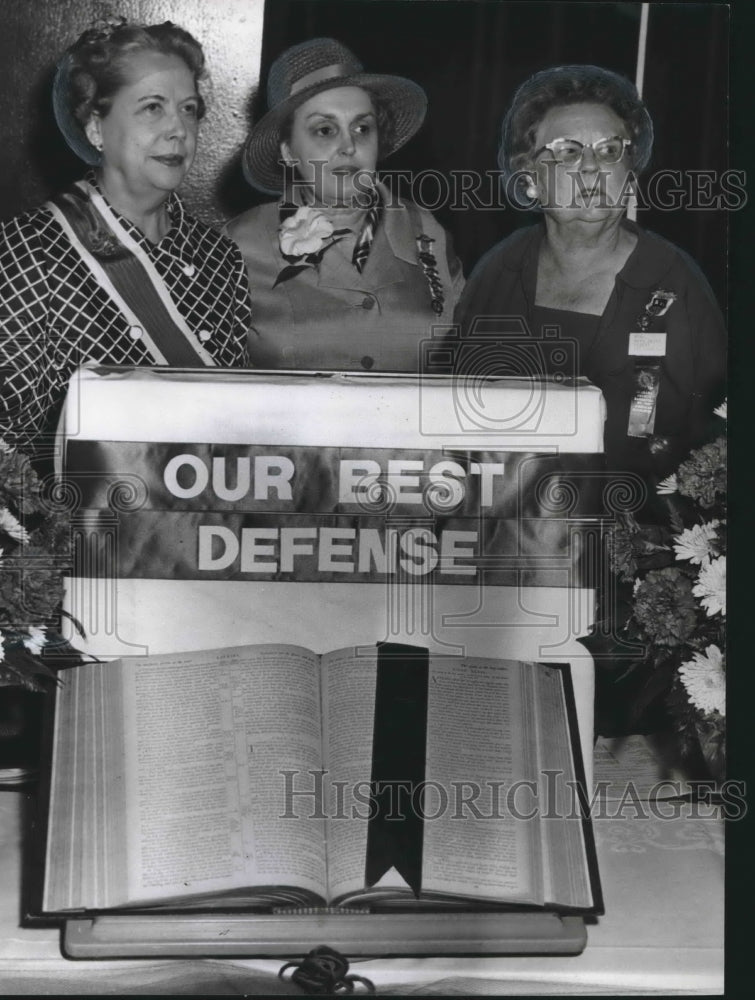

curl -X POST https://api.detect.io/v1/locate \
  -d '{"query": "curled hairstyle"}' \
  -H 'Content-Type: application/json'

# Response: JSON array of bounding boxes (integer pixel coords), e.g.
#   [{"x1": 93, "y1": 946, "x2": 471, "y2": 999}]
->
[
  {"x1": 499, "y1": 64, "x2": 654, "y2": 204},
  {"x1": 67, "y1": 17, "x2": 207, "y2": 129},
  {"x1": 279, "y1": 87, "x2": 397, "y2": 162}
]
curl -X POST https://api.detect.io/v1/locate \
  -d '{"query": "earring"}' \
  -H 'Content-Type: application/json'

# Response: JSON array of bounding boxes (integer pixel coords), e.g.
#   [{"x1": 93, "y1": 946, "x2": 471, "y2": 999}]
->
[{"x1": 525, "y1": 178, "x2": 538, "y2": 200}]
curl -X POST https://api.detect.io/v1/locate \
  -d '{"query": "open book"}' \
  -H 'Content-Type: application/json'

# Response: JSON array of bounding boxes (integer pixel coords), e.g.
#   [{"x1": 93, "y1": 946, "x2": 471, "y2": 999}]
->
[{"x1": 42, "y1": 643, "x2": 601, "y2": 916}]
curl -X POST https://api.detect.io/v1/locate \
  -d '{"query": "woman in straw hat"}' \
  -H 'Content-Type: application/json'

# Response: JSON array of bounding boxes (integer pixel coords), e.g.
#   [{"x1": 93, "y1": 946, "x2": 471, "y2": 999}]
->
[
  {"x1": 0, "y1": 17, "x2": 250, "y2": 454},
  {"x1": 226, "y1": 37, "x2": 464, "y2": 371}
]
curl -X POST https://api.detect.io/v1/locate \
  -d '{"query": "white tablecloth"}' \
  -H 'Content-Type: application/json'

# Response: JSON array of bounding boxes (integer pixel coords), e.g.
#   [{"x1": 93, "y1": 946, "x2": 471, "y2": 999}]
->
[{"x1": 0, "y1": 789, "x2": 723, "y2": 995}]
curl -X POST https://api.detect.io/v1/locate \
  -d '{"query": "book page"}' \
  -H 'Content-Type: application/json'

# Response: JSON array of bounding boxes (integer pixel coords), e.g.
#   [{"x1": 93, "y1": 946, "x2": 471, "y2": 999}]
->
[
  {"x1": 319, "y1": 645, "x2": 379, "y2": 901},
  {"x1": 421, "y1": 657, "x2": 540, "y2": 904},
  {"x1": 119, "y1": 644, "x2": 327, "y2": 905},
  {"x1": 531, "y1": 664, "x2": 593, "y2": 909},
  {"x1": 44, "y1": 661, "x2": 129, "y2": 912}
]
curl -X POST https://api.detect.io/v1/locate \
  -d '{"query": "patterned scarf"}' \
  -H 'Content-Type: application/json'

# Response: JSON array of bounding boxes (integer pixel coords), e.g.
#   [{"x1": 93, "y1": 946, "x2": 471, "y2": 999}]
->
[{"x1": 351, "y1": 188, "x2": 382, "y2": 274}]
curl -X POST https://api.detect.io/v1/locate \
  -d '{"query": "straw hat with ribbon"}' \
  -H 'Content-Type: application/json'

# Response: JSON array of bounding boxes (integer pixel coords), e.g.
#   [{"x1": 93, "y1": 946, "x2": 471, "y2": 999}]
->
[{"x1": 243, "y1": 37, "x2": 427, "y2": 194}]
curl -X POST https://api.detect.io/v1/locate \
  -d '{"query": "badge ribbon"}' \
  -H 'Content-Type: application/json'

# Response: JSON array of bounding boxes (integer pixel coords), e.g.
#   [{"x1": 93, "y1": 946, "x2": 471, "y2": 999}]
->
[{"x1": 627, "y1": 289, "x2": 676, "y2": 437}]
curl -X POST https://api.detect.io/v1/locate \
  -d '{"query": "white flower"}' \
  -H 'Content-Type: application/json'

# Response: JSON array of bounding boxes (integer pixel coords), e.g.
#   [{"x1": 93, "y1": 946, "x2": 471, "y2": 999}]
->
[
  {"x1": 0, "y1": 506, "x2": 29, "y2": 543},
  {"x1": 679, "y1": 644, "x2": 725, "y2": 716},
  {"x1": 656, "y1": 473, "x2": 678, "y2": 495},
  {"x1": 714, "y1": 399, "x2": 727, "y2": 420},
  {"x1": 279, "y1": 207, "x2": 335, "y2": 258},
  {"x1": 23, "y1": 626, "x2": 47, "y2": 655},
  {"x1": 693, "y1": 555, "x2": 726, "y2": 617},
  {"x1": 673, "y1": 520, "x2": 720, "y2": 565}
]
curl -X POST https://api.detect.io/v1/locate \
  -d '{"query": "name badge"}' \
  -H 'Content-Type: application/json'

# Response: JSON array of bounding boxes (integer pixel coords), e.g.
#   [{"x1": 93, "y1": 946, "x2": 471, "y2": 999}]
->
[{"x1": 628, "y1": 332, "x2": 667, "y2": 356}]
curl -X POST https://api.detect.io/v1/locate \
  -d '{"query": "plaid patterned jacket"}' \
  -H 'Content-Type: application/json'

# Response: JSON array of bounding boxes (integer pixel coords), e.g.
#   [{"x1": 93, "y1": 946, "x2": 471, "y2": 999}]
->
[{"x1": 0, "y1": 188, "x2": 252, "y2": 451}]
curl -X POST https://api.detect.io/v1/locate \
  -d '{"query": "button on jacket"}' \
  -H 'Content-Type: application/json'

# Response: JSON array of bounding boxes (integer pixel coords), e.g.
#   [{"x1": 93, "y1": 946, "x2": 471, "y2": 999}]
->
[{"x1": 227, "y1": 190, "x2": 464, "y2": 372}]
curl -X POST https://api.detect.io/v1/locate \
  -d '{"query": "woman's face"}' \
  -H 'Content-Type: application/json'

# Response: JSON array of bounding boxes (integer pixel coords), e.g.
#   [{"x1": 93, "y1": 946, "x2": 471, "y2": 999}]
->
[
  {"x1": 86, "y1": 50, "x2": 200, "y2": 202},
  {"x1": 281, "y1": 86, "x2": 379, "y2": 205},
  {"x1": 529, "y1": 102, "x2": 633, "y2": 223}
]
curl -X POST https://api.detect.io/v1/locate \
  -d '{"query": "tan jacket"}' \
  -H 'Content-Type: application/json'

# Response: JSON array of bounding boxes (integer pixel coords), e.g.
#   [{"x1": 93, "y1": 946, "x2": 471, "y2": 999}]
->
[{"x1": 226, "y1": 191, "x2": 464, "y2": 371}]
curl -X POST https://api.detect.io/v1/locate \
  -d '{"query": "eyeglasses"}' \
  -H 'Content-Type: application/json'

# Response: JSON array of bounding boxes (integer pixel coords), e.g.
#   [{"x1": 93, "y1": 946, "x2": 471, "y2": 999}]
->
[{"x1": 534, "y1": 136, "x2": 632, "y2": 166}]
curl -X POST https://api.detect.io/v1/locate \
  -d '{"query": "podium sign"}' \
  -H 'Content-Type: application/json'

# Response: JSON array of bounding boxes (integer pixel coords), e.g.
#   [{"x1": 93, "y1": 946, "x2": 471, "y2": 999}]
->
[{"x1": 59, "y1": 366, "x2": 606, "y2": 769}]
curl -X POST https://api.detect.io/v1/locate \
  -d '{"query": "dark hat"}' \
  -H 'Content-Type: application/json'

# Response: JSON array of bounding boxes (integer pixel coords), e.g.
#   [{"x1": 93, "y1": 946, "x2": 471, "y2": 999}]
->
[
  {"x1": 52, "y1": 53, "x2": 101, "y2": 165},
  {"x1": 243, "y1": 37, "x2": 427, "y2": 194}
]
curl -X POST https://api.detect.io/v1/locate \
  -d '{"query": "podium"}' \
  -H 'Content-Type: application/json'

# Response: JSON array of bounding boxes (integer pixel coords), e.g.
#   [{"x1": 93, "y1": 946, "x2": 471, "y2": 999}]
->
[{"x1": 55, "y1": 366, "x2": 607, "y2": 956}]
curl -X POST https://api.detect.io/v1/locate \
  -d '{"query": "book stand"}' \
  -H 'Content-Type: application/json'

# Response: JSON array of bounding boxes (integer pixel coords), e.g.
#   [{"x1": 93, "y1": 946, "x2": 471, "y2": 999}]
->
[{"x1": 64, "y1": 911, "x2": 587, "y2": 958}]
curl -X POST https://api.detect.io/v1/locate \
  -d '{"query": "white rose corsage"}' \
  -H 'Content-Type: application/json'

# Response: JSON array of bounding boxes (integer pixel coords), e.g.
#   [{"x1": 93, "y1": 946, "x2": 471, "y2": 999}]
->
[{"x1": 274, "y1": 206, "x2": 349, "y2": 288}]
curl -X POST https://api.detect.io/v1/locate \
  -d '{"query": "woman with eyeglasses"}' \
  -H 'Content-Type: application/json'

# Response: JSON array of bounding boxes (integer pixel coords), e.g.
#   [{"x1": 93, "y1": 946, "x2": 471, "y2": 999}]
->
[{"x1": 453, "y1": 65, "x2": 726, "y2": 502}]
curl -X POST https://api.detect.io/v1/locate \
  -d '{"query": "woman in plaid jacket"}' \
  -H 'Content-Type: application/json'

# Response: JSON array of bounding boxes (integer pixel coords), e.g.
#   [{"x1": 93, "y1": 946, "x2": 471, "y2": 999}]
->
[{"x1": 0, "y1": 18, "x2": 251, "y2": 454}]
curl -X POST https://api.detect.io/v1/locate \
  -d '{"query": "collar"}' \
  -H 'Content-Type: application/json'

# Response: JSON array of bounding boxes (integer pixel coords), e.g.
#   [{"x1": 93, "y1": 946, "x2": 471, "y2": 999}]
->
[
  {"x1": 83, "y1": 172, "x2": 189, "y2": 252},
  {"x1": 612, "y1": 219, "x2": 679, "y2": 289},
  {"x1": 156, "y1": 193, "x2": 194, "y2": 265},
  {"x1": 501, "y1": 217, "x2": 680, "y2": 292}
]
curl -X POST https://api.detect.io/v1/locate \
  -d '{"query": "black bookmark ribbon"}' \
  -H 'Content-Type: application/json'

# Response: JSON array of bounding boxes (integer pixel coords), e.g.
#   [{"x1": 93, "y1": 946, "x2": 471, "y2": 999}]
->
[{"x1": 364, "y1": 641, "x2": 429, "y2": 898}]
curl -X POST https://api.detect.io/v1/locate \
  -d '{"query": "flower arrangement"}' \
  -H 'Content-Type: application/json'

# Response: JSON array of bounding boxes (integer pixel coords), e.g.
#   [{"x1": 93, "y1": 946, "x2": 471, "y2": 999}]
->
[
  {"x1": 605, "y1": 402, "x2": 727, "y2": 778},
  {"x1": 274, "y1": 206, "x2": 350, "y2": 287},
  {"x1": 0, "y1": 440, "x2": 78, "y2": 693}
]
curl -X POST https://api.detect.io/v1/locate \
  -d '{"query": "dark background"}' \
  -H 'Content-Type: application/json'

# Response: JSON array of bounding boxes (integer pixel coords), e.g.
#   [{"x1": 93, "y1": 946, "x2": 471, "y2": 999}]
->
[{"x1": 0, "y1": 0, "x2": 731, "y2": 309}]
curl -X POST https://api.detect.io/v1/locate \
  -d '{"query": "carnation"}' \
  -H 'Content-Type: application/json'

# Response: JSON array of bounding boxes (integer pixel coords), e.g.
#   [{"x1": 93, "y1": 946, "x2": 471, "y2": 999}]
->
[
  {"x1": 634, "y1": 567, "x2": 698, "y2": 646},
  {"x1": 676, "y1": 438, "x2": 726, "y2": 508},
  {"x1": 0, "y1": 440, "x2": 43, "y2": 514},
  {"x1": 608, "y1": 516, "x2": 640, "y2": 582},
  {"x1": 679, "y1": 644, "x2": 725, "y2": 716},
  {"x1": 1, "y1": 441, "x2": 78, "y2": 691}
]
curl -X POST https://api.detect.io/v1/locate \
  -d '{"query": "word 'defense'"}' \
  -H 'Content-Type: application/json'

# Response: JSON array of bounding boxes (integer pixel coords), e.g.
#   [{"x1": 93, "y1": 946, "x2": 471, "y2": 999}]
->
[{"x1": 162, "y1": 452, "x2": 507, "y2": 578}]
